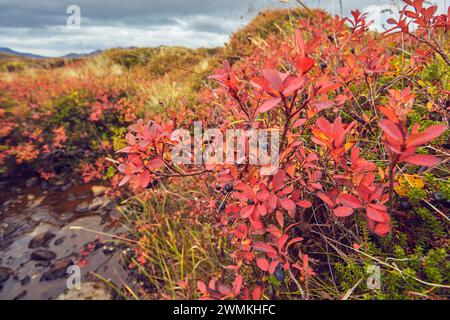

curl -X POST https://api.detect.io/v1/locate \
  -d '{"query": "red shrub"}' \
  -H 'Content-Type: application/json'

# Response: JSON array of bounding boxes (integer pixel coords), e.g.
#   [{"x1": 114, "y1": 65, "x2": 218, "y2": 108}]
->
[{"x1": 115, "y1": 0, "x2": 448, "y2": 299}]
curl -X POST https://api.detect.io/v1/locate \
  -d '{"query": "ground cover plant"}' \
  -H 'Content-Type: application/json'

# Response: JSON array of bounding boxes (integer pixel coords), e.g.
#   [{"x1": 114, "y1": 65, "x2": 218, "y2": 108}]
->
[{"x1": 0, "y1": 1, "x2": 449, "y2": 300}]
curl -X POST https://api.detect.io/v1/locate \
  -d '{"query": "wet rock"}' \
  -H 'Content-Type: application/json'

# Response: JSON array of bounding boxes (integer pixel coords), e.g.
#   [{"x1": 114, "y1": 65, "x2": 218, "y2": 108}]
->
[
  {"x1": 61, "y1": 183, "x2": 72, "y2": 192},
  {"x1": 29, "y1": 232, "x2": 56, "y2": 249},
  {"x1": 12, "y1": 186, "x2": 24, "y2": 194},
  {"x1": 102, "y1": 246, "x2": 116, "y2": 255},
  {"x1": 20, "y1": 275, "x2": 31, "y2": 286},
  {"x1": 13, "y1": 290, "x2": 27, "y2": 300},
  {"x1": 89, "y1": 197, "x2": 110, "y2": 211},
  {"x1": 83, "y1": 239, "x2": 103, "y2": 252},
  {"x1": 65, "y1": 193, "x2": 77, "y2": 201},
  {"x1": 12, "y1": 190, "x2": 23, "y2": 197},
  {"x1": 54, "y1": 236, "x2": 65, "y2": 246},
  {"x1": 100, "y1": 215, "x2": 111, "y2": 225},
  {"x1": 0, "y1": 266, "x2": 12, "y2": 284},
  {"x1": 27, "y1": 195, "x2": 46, "y2": 210},
  {"x1": 41, "y1": 259, "x2": 73, "y2": 281},
  {"x1": 75, "y1": 202, "x2": 90, "y2": 214},
  {"x1": 30, "y1": 249, "x2": 57, "y2": 261},
  {"x1": 51, "y1": 179, "x2": 66, "y2": 187},
  {"x1": 31, "y1": 206, "x2": 55, "y2": 224},
  {"x1": 45, "y1": 194, "x2": 61, "y2": 206},
  {"x1": 88, "y1": 198, "x2": 103, "y2": 211},
  {"x1": 36, "y1": 261, "x2": 52, "y2": 268},
  {"x1": 91, "y1": 186, "x2": 109, "y2": 197},
  {"x1": 2, "y1": 199, "x2": 14, "y2": 208},
  {"x1": 58, "y1": 211, "x2": 74, "y2": 222},
  {"x1": 0, "y1": 223, "x2": 9, "y2": 238},
  {"x1": 57, "y1": 281, "x2": 113, "y2": 300},
  {"x1": 26, "y1": 177, "x2": 39, "y2": 188},
  {"x1": 47, "y1": 179, "x2": 69, "y2": 192},
  {"x1": 78, "y1": 193, "x2": 90, "y2": 200}
]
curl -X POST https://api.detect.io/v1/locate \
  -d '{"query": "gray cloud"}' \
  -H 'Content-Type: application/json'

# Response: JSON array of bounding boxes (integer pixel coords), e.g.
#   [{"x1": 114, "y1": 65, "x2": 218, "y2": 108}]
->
[
  {"x1": 0, "y1": 0, "x2": 272, "y2": 28},
  {"x1": 0, "y1": 0, "x2": 447, "y2": 57}
]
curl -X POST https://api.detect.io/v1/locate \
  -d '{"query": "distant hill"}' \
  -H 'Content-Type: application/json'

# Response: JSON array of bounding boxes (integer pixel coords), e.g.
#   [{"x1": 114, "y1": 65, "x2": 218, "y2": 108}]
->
[
  {"x1": 62, "y1": 50, "x2": 103, "y2": 59},
  {"x1": 0, "y1": 47, "x2": 47, "y2": 59},
  {"x1": 0, "y1": 48, "x2": 103, "y2": 60}
]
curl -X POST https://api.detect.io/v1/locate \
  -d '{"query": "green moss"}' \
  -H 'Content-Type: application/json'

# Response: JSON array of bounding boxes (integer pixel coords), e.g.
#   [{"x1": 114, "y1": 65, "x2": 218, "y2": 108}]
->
[
  {"x1": 333, "y1": 243, "x2": 449, "y2": 299},
  {"x1": 112, "y1": 127, "x2": 127, "y2": 151},
  {"x1": 420, "y1": 58, "x2": 450, "y2": 90},
  {"x1": 268, "y1": 274, "x2": 282, "y2": 287},
  {"x1": 408, "y1": 106, "x2": 448, "y2": 147},
  {"x1": 330, "y1": 203, "x2": 448, "y2": 300},
  {"x1": 105, "y1": 165, "x2": 117, "y2": 179},
  {"x1": 48, "y1": 88, "x2": 92, "y2": 120},
  {"x1": 423, "y1": 248, "x2": 449, "y2": 284},
  {"x1": 414, "y1": 207, "x2": 444, "y2": 241},
  {"x1": 406, "y1": 187, "x2": 427, "y2": 204},
  {"x1": 423, "y1": 173, "x2": 450, "y2": 200}
]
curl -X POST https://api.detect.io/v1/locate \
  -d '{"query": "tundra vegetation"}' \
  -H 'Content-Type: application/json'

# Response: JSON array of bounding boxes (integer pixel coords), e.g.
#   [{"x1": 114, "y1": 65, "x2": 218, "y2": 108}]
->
[{"x1": 0, "y1": 1, "x2": 449, "y2": 300}]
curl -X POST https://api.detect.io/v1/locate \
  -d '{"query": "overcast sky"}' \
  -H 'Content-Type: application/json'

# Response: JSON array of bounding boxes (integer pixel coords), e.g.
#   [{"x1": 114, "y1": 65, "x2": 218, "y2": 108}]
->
[{"x1": 0, "y1": 0, "x2": 447, "y2": 57}]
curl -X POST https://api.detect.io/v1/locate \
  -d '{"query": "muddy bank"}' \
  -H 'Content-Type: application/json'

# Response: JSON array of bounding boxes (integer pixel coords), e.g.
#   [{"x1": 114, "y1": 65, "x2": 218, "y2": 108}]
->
[{"x1": 0, "y1": 177, "x2": 136, "y2": 300}]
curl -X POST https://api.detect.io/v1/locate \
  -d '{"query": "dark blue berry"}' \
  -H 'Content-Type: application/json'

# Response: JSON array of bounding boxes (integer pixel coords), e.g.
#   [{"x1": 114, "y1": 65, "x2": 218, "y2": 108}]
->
[
  {"x1": 399, "y1": 200, "x2": 412, "y2": 211},
  {"x1": 432, "y1": 192, "x2": 444, "y2": 202},
  {"x1": 274, "y1": 266, "x2": 285, "y2": 282},
  {"x1": 225, "y1": 183, "x2": 233, "y2": 193},
  {"x1": 219, "y1": 202, "x2": 227, "y2": 212}
]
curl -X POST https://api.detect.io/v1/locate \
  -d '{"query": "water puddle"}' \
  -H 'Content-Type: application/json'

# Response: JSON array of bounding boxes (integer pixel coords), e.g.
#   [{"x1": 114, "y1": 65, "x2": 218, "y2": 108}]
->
[{"x1": 0, "y1": 178, "x2": 135, "y2": 300}]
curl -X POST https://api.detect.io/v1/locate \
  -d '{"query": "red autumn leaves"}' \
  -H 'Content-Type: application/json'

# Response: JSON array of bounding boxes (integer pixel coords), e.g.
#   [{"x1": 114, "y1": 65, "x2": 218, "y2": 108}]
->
[
  {"x1": 311, "y1": 117, "x2": 356, "y2": 162},
  {"x1": 209, "y1": 60, "x2": 238, "y2": 91},
  {"x1": 380, "y1": 119, "x2": 445, "y2": 166},
  {"x1": 247, "y1": 31, "x2": 316, "y2": 115},
  {"x1": 112, "y1": 0, "x2": 449, "y2": 300},
  {"x1": 251, "y1": 69, "x2": 307, "y2": 113},
  {"x1": 232, "y1": 168, "x2": 312, "y2": 233},
  {"x1": 387, "y1": 0, "x2": 446, "y2": 34},
  {"x1": 197, "y1": 274, "x2": 245, "y2": 300},
  {"x1": 379, "y1": 89, "x2": 446, "y2": 167},
  {"x1": 334, "y1": 188, "x2": 391, "y2": 237},
  {"x1": 310, "y1": 89, "x2": 446, "y2": 236},
  {"x1": 117, "y1": 120, "x2": 173, "y2": 189},
  {"x1": 316, "y1": 88, "x2": 447, "y2": 236},
  {"x1": 311, "y1": 116, "x2": 392, "y2": 236}
]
